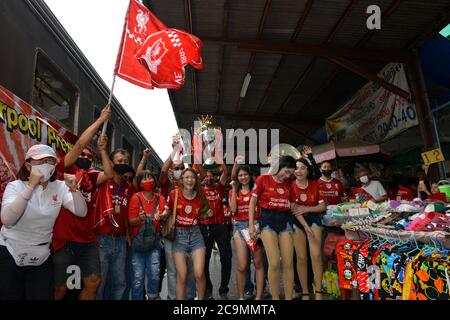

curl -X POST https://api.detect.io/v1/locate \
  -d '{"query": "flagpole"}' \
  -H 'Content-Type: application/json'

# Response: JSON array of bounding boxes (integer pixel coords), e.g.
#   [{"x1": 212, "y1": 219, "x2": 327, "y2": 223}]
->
[{"x1": 102, "y1": 75, "x2": 117, "y2": 135}]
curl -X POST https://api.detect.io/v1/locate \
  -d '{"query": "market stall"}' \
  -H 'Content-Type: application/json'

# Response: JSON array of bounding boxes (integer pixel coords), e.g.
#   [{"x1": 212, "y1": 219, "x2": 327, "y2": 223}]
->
[{"x1": 321, "y1": 196, "x2": 450, "y2": 300}]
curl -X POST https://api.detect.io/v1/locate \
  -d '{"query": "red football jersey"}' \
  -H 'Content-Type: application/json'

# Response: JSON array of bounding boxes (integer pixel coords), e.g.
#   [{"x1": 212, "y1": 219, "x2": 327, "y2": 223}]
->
[
  {"x1": 428, "y1": 192, "x2": 447, "y2": 202},
  {"x1": 200, "y1": 184, "x2": 225, "y2": 225},
  {"x1": 291, "y1": 179, "x2": 325, "y2": 206},
  {"x1": 128, "y1": 192, "x2": 166, "y2": 237},
  {"x1": 317, "y1": 177, "x2": 345, "y2": 205},
  {"x1": 229, "y1": 188, "x2": 260, "y2": 222},
  {"x1": 387, "y1": 184, "x2": 414, "y2": 201},
  {"x1": 253, "y1": 174, "x2": 292, "y2": 212},
  {"x1": 94, "y1": 178, "x2": 132, "y2": 237},
  {"x1": 52, "y1": 167, "x2": 100, "y2": 252},
  {"x1": 167, "y1": 189, "x2": 202, "y2": 227}
]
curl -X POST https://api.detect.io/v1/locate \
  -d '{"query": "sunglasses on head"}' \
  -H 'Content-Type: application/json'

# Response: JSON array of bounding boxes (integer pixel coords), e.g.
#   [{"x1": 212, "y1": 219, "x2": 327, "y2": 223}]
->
[{"x1": 80, "y1": 151, "x2": 93, "y2": 160}]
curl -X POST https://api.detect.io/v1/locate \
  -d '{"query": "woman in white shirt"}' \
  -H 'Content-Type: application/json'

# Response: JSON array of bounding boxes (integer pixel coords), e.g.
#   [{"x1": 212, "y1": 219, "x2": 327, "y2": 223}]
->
[
  {"x1": 357, "y1": 168, "x2": 388, "y2": 203},
  {"x1": 0, "y1": 144, "x2": 87, "y2": 300}
]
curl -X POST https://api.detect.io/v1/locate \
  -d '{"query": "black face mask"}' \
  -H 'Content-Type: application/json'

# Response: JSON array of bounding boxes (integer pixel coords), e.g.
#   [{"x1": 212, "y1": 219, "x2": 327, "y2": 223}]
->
[
  {"x1": 114, "y1": 164, "x2": 131, "y2": 175},
  {"x1": 322, "y1": 170, "x2": 333, "y2": 177},
  {"x1": 76, "y1": 158, "x2": 92, "y2": 170}
]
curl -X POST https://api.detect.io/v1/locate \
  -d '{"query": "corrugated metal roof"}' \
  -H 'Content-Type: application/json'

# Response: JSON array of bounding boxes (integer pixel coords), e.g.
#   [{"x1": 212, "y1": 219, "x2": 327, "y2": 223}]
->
[{"x1": 149, "y1": 0, "x2": 450, "y2": 152}]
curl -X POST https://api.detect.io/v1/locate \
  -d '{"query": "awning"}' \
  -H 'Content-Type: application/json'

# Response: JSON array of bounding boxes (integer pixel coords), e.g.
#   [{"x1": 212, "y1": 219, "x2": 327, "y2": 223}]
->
[{"x1": 312, "y1": 140, "x2": 381, "y2": 163}]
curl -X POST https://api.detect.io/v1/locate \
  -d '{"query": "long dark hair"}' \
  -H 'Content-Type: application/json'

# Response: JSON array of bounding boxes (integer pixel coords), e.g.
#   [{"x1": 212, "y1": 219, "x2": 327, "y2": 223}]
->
[
  {"x1": 274, "y1": 155, "x2": 297, "y2": 175},
  {"x1": 236, "y1": 165, "x2": 255, "y2": 192},
  {"x1": 296, "y1": 158, "x2": 314, "y2": 180}
]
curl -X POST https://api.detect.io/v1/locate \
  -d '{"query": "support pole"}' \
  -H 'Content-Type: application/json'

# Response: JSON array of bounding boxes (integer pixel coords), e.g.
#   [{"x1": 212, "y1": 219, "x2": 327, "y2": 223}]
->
[
  {"x1": 406, "y1": 50, "x2": 439, "y2": 180},
  {"x1": 102, "y1": 75, "x2": 117, "y2": 135}
]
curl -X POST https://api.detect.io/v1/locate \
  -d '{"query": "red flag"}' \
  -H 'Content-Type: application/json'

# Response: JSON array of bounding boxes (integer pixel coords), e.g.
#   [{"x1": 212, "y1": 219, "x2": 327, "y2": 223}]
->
[
  {"x1": 136, "y1": 29, "x2": 204, "y2": 89},
  {"x1": 114, "y1": 0, "x2": 167, "y2": 89}
]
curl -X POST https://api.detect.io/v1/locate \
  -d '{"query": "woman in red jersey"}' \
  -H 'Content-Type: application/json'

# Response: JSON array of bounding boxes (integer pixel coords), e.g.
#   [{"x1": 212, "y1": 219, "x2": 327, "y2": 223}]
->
[
  {"x1": 229, "y1": 162, "x2": 264, "y2": 300},
  {"x1": 291, "y1": 158, "x2": 326, "y2": 300},
  {"x1": 158, "y1": 168, "x2": 207, "y2": 300},
  {"x1": 248, "y1": 156, "x2": 311, "y2": 300}
]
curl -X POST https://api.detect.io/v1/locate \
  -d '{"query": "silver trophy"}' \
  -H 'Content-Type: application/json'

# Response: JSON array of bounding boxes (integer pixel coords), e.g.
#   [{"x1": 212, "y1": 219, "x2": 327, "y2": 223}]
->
[
  {"x1": 202, "y1": 127, "x2": 217, "y2": 167},
  {"x1": 173, "y1": 129, "x2": 192, "y2": 164},
  {"x1": 195, "y1": 115, "x2": 222, "y2": 169}
]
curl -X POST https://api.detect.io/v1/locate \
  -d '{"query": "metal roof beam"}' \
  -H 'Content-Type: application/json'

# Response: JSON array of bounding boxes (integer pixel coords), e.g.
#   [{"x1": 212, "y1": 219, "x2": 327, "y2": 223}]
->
[
  {"x1": 296, "y1": 0, "x2": 404, "y2": 116},
  {"x1": 327, "y1": 56, "x2": 410, "y2": 99},
  {"x1": 203, "y1": 38, "x2": 408, "y2": 62},
  {"x1": 280, "y1": 123, "x2": 321, "y2": 145}
]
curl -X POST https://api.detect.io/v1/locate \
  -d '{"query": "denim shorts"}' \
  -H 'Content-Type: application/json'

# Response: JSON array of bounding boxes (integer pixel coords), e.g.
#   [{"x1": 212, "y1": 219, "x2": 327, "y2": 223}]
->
[
  {"x1": 292, "y1": 213, "x2": 323, "y2": 230},
  {"x1": 259, "y1": 209, "x2": 293, "y2": 234},
  {"x1": 232, "y1": 220, "x2": 260, "y2": 240},
  {"x1": 53, "y1": 241, "x2": 101, "y2": 286},
  {"x1": 173, "y1": 226, "x2": 205, "y2": 254}
]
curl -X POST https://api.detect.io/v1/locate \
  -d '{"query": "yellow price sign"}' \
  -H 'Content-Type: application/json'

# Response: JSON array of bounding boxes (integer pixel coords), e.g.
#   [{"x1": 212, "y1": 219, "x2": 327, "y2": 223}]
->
[{"x1": 421, "y1": 148, "x2": 445, "y2": 165}]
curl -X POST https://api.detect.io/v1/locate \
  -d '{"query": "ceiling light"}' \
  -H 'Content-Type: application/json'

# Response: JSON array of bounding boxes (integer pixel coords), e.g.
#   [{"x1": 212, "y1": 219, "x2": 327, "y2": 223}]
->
[{"x1": 240, "y1": 73, "x2": 251, "y2": 98}]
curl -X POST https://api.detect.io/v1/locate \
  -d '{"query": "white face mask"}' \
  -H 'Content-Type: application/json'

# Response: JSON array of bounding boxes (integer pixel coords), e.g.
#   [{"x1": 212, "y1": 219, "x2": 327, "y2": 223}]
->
[
  {"x1": 359, "y1": 175, "x2": 369, "y2": 184},
  {"x1": 173, "y1": 170, "x2": 182, "y2": 180},
  {"x1": 31, "y1": 163, "x2": 56, "y2": 182}
]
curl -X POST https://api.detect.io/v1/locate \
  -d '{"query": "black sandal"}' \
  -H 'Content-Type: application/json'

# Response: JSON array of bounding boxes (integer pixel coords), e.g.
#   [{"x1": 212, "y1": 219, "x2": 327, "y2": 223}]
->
[
  {"x1": 301, "y1": 293, "x2": 310, "y2": 300},
  {"x1": 314, "y1": 291, "x2": 324, "y2": 300}
]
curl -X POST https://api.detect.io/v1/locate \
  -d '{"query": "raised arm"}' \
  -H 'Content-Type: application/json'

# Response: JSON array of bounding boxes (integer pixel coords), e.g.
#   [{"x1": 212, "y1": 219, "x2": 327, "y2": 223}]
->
[
  {"x1": 159, "y1": 142, "x2": 182, "y2": 186},
  {"x1": 96, "y1": 134, "x2": 114, "y2": 185},
  {"x1": 65, "y1": 105, "x2": 111, "y2": 168},
  {"x1": 136, "y1": 148, "x2": 151, "y2": 178},
  {"x1": 218, "y1": 163, "x2": 228, "y2": 187},
  {"x1": 303, "y1": 146, "x2": 321, "y2": 180},
  {"x1": 231, "y1": 155, "x2": 245, "y2": 182}
]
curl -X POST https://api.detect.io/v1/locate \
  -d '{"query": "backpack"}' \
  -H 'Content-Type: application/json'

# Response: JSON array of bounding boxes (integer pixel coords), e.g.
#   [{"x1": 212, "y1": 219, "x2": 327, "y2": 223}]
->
[{"x1": 131, "y1": 193, "x2": 160, "y2": 252}]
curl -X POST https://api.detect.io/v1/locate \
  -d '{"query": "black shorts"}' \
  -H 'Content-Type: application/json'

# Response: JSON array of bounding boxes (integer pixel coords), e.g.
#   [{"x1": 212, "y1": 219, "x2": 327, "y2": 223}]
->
[
  {"x1": 292, "y1": 213, "x2": 323, "y2": 230},
  {"x1": 53, "y1": 242, "x2": 100, "y2": 286},
  {"x1": 259, "y1": 209, "x2": 294, "y2": 234}
]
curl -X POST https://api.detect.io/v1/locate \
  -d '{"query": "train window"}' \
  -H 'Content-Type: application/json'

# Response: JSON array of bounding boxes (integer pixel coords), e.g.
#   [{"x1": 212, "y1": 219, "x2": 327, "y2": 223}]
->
[
  {"x1": 32, "y1": 51, "x2": 79, "y2": 132},
  {"x1": 122, "y1": 137, "x2": 134, "y2": 166}
]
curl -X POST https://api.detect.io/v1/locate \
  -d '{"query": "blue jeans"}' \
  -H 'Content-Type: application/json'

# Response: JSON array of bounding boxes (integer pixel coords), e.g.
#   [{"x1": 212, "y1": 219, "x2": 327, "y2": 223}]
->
[
  {"x1": 122, "y1": 247, "x2": 133, "y2": 300},
  {"x1": 164, "y1": 238, "x2": 196, "y2": 300},
  {"x1": 130, "y1": 246, "x2": 161, "y2": 300},
  {"x1": 96, "y1": 235, "x2": 127, "y2": 300}
]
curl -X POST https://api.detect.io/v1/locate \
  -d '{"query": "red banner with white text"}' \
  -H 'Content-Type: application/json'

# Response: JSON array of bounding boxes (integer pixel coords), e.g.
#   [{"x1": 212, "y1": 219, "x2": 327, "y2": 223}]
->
[{"x1": 0, "y1": 85, "x2": 78, "y2": 207}]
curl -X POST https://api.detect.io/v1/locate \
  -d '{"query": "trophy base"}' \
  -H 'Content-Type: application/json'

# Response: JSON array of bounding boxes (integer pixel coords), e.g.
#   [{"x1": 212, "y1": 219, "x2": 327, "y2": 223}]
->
[
  {"x1": 180, "y1": 155, "x2": 191, "y2": 164},
  {"x1": 203, "y1": 158, "x2": 216, "y2": 170}
]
